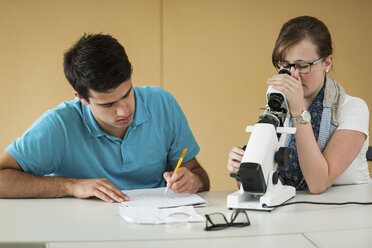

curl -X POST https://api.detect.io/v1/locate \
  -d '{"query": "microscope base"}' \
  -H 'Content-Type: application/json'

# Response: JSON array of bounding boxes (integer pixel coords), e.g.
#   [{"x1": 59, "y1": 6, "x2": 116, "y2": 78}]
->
[{"x1": 227, "y1": 174, "x2": 295, "y2": 211}]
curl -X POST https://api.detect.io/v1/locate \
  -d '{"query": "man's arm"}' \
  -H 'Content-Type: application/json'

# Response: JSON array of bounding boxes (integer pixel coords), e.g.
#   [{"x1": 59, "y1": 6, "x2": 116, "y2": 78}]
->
[
  {"x1": 0, "y1": 151, "x2": 128, "y2": 202},
  {"x1": 163, "y1": 157, "x2": 210, "y2": 193}
]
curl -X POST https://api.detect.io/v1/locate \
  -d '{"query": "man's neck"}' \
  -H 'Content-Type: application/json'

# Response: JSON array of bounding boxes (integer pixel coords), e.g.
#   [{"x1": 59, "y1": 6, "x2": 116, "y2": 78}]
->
[
  {"x1": 95, "y1": 119, "x2": 128, "y2": 139},
  {"x1": 107, "y1": 127, "x2": 127, "y2": 139}
]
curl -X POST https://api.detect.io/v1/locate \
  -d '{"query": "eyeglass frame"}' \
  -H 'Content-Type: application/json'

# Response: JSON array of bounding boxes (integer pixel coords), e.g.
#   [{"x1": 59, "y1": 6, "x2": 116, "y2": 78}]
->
[
  {"x1": 272, "y1": 57, "x2": 326, "y2": 74},
  {"x1": 204, "y1": 209, "x2": 250, "y2": 231}
]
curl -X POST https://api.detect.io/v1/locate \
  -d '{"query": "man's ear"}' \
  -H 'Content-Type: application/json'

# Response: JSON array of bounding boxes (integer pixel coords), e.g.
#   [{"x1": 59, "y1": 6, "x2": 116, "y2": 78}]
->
[{"x1": 74, "y1": 92, "x2": 89, "y2": 105}]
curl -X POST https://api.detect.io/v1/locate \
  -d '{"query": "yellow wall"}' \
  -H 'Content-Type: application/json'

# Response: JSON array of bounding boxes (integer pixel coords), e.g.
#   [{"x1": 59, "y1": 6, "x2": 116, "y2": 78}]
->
[{"x1": 1, "y1": 0, "x2": 371, "y2": 191}]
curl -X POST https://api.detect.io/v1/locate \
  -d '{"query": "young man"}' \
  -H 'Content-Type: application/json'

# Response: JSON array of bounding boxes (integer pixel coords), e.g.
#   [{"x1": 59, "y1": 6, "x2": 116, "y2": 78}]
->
[{"x1": 0, "y1": 34, "x2": 209, "y2": 203}]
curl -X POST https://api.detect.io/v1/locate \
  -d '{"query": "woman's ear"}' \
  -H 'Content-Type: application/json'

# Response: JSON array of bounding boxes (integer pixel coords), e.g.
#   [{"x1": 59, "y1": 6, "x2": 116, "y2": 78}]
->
[{"x1": 324, "y1": 55, "x2": 333, "y2": 72}]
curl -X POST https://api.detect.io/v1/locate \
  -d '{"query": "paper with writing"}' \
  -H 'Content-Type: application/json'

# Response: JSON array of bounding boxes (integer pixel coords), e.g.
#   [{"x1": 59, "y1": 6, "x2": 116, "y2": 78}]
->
[{"x1": 121, "y1": 187, "x2": 207, "y2": 208}]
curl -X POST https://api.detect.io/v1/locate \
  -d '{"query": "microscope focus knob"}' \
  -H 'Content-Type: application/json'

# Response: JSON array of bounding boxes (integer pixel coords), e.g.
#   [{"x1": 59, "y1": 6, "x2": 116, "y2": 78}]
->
[
  {"x1": 272, "y1": 172, "x2": 279, "y2": 184},
  {"x1": 275, "y1": 147, "x2": 289, "y2": 168}
]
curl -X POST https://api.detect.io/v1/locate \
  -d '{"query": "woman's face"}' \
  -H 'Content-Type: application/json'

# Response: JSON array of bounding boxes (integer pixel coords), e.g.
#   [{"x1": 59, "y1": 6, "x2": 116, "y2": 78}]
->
[{"x1": 283, "y1": 38, "x2": 332, "y2": 102}]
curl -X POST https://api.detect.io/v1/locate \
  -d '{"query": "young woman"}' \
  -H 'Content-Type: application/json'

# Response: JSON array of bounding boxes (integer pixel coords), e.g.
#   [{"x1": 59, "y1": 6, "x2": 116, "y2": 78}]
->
[{"x1": 227, "y1": 16, "x2": 370, "y2": 194}]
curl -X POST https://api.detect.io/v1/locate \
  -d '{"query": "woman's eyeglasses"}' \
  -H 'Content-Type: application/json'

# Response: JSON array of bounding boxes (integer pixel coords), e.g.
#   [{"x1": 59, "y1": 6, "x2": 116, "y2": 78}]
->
[
  {"x1": 204, "y1": 209, "x2": 250, "y2": 231},
  {"x1": 273, "y1": 57, "x2": 325, "y2": 74}
]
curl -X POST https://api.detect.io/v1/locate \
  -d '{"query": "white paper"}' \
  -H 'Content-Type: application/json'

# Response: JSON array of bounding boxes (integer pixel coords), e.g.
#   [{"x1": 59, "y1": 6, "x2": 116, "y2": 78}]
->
[
  {"x1": 119, "y1": 206, "x2": 205, "y2": 224},
  {"x1": 121, "y1": 187, "x2": 207, "y2": 208}
]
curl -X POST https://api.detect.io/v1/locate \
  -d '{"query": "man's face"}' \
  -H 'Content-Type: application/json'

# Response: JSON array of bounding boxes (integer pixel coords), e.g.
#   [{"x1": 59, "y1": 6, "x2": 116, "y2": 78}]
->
[{"x1": 76, "y1": 79, "x2": 135, "y2": 139}]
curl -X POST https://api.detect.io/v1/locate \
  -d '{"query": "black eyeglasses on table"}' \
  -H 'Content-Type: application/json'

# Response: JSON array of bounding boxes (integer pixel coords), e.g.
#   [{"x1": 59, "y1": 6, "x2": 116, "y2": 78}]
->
[{"x1": 204, "y1": 209, "x2": 250, "y2": 231}]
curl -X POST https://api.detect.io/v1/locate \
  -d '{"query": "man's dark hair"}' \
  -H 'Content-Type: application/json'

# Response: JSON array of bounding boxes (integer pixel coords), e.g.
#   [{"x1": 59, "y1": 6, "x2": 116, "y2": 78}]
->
[{"x1": 63, "y1": 33, "x2": 132, "y2": 101}]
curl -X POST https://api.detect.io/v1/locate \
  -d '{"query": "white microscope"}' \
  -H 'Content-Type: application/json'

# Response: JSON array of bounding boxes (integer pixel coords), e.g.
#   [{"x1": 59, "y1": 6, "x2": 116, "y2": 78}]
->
[{"x1": 227, "y1": 69, "x2": 296, "y2": 211}]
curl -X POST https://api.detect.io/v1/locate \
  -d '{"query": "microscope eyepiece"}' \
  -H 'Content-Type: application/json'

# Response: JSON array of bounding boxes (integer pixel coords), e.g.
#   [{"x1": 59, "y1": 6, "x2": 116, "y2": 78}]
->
[
  {"x1": 266, "y1": 69, "x2": 291, "y2": 112},
  {"x1": 278, "y1": 69, "x2": 291, "y2": 75}
]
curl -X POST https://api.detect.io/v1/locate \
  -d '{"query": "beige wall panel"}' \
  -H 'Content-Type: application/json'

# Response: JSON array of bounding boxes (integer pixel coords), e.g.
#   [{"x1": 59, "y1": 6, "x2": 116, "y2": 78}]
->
[
  {"x1": 163, "y1": 0, "x2": 372, "y2": 190},
  {"x1": 0, "y1": 0, "x2": 161, "y2": 150}
]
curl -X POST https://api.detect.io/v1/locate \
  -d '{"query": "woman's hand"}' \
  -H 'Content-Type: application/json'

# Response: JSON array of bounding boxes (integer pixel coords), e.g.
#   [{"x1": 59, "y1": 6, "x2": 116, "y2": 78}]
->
[
  {"x1": 267, "y1": 67, "x2": 306, "y2": 117},
  {"x1": 227, "y1": 146, "x2": 245, "y2": 173}
]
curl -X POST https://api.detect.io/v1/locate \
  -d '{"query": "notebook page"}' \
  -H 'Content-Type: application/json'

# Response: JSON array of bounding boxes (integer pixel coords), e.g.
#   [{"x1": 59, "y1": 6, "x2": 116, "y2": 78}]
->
[{"x1": 121, "y1": 187, "x2": 207, "y2": 208}]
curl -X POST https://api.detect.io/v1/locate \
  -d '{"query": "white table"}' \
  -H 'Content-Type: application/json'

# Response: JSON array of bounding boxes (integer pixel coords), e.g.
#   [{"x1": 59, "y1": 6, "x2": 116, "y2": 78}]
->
[{"x1": 1, "y1": 184, "x2": 372, "y2": 248}]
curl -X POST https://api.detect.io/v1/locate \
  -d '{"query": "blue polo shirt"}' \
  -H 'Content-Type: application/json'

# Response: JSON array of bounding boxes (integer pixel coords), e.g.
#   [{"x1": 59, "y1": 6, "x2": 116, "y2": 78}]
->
[{"x1": 6, "y1": 86, "x2": 200, "y2": 190}]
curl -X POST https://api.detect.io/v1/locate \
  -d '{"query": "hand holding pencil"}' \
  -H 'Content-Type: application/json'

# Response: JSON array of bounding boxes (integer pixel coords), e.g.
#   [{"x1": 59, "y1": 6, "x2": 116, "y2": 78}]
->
[{"x1": 163, "y1": 147, "x2": 195, "y2": 194}]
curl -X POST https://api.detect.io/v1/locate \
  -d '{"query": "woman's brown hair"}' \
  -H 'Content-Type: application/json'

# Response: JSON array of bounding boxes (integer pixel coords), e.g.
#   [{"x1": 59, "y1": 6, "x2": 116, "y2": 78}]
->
[{"x1": 272, "y1": 16, "x2": 333, "y2": 63}]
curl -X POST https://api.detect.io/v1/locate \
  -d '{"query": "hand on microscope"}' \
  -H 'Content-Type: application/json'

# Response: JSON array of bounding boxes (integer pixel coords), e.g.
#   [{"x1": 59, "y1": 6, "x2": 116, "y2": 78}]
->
[
  {"x1": 227, "y1": 146, "x2": 244, "y2": 174},
  {"x1": 266, "y1": 67, "x2": 306, "y2": 117}
]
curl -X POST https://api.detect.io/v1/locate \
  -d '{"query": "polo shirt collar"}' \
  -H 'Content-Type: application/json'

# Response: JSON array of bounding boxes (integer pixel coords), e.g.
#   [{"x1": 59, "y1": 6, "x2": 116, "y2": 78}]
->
[
  {"x1": 131, "y1": 87, "x2": 149, "y2": 127},
  {"x1": 81, "y1": 102, "x2": 106, "y2": 138},
  {"x1": 80, "y1": 87, "x2": 149, "y2": 138}
]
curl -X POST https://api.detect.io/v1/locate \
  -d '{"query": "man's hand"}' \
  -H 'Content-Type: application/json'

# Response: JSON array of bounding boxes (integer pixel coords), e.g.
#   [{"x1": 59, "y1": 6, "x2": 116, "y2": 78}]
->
[
  {"x1": 67, "y1": 178, "x2": 129, "y2": 203},
  {"x1": 163, "y1": 167, "x2": 202, "y2": 194}
]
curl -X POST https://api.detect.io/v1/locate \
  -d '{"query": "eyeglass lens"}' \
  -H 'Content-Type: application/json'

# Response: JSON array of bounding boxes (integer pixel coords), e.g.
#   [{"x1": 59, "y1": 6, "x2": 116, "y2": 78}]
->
[
  {"x1": 275, "y1": 62, "x2": 311, "y2": 74},
  {"x1": 230, "y1": 209, "x2": 249, "y2": 226}
]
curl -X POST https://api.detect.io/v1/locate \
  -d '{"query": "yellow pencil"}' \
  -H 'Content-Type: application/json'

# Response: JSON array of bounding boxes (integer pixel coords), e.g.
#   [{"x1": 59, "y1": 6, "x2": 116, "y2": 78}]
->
[{"x1": 164, "y1": 147, "x2": 188, "y2": 194}]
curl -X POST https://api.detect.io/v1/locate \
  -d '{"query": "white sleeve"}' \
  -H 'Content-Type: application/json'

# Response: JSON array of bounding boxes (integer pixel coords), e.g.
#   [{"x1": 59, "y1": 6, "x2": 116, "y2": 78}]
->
[
  {"x1": 337, "y1": 95, "x2": 369, "y2": 136},
  {"x1": 333, "y1": 95, "x2": 371, "y2": 185}
]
